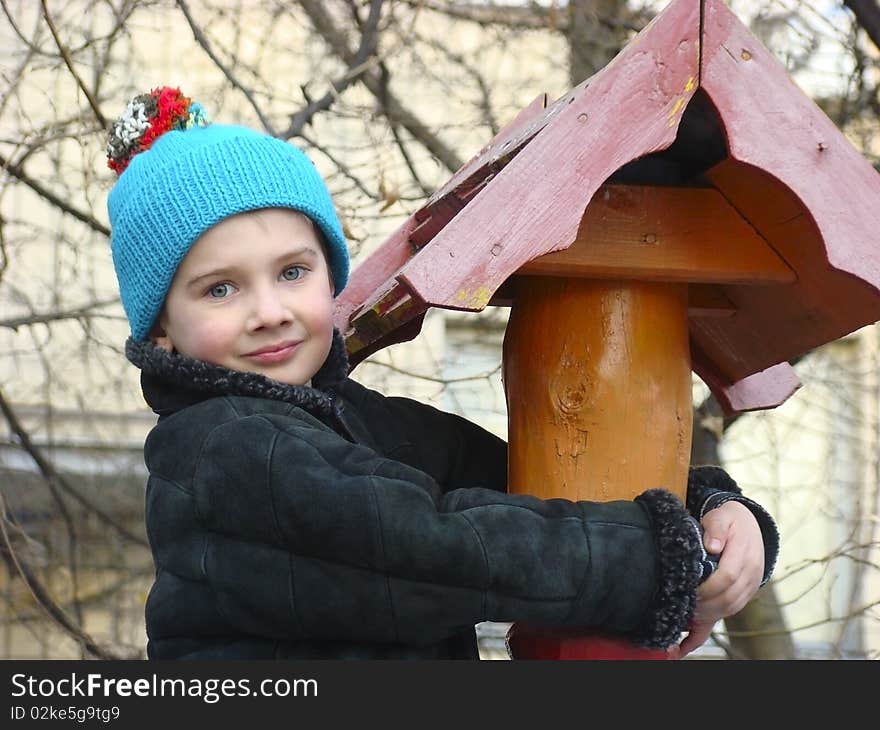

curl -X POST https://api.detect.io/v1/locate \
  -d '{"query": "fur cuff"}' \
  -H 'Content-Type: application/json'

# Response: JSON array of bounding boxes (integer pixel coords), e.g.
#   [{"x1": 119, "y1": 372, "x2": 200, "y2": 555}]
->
[
  {"x1": 632, "y1": 489, "x2": 703, "y2": 649},
  {"x1": 686, "y1": 465, "x2": 742, "y2": 516}
]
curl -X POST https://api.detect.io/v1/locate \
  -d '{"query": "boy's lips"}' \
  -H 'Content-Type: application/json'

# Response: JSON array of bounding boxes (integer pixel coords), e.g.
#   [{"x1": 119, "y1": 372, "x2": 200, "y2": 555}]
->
[{"x1": 243, "y1": 340, "x2": 302, "y2": 364}]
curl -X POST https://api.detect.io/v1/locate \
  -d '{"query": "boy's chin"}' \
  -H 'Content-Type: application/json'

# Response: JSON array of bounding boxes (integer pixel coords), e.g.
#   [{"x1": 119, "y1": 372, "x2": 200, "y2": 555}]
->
[
  {"x1": 148, "y1": 343, "x2": 319, "y2": 386},
  {"x1": 241, "y1": 362, "x2": 316, "y2": 387}
]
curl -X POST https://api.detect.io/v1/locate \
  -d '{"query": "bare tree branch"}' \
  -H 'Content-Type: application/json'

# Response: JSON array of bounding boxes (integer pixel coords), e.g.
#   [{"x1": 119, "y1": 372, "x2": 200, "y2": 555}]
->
[
  {"x1": 0, "y1": 151, "x2": 110, "y2": 236},
  {"x1": 175, "y1": 0, "x2": 278, "y2": 135},
  {"x1": 40, "y1": 0, "x2": 107, "y2": 129},
  {"x1": 0, "y1": 0, "x2": 46, "y2": 56},
  {"x1": 0, "y1": 494, "x2": 125, "y2": 660},
  {"x1": 388, "y1": 116, "x2": 432, "y2": 198},
  {"x1": 844, "y1": 0, "x2": 880, "y2": 52},
  {"x1": 0, "y1": 213, "x2": 7, "y2": 283},
  {"x1": 396, "y1": 0, "x2": 569, "y2": 30},
  {"x1": 298, "y1": 131, "x2": 378, "y2": 201},
  {"x1": 0, "y1": 297, "x2": 120, "y2": 332},
  {"x1": 285, "y1": 0, "x2": 386, "y2": 138},
  {"x1": 362, "y1": 357, "x2": 501, "y2": 384},
  {"x1": 299, "y1": 0, "x2": 464, "y2": 173},
  {"x1": 413, "y1": 31, "x2": 500, "y2": 136},
  {"x1": 395, "y1": 0, "x2": 647, "y2": 33},
  {"x1": 0, "y1": 388, "x2": 148, "y2": 548}
]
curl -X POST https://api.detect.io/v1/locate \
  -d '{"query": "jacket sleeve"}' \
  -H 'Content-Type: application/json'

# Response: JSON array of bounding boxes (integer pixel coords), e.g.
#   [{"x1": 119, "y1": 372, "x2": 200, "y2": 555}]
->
[
  {"x1": 347, "y1": 384, "x2": 779, "y2": 586},
  {"x1": 686, "y1": 465, "x2": 779, "y2": 585},
  {"x1": 337, "y1": 378, "x2": 507, "y2": 493},
  {"x1": 183, "y1": 412, "x2": 706, "y2": 649}
]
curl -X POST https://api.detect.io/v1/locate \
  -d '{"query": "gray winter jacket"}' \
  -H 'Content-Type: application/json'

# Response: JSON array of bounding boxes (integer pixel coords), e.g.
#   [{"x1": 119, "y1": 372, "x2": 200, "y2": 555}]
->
[{"x1": 127, "y1": 331, "x2": 777, "y2": 660}]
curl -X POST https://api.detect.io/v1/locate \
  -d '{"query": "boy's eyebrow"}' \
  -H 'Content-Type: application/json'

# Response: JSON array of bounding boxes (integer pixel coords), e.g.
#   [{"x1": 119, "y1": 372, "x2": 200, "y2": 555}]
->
[{"x1": 185, "y1": 246, "x2": 320, "y2": 289}]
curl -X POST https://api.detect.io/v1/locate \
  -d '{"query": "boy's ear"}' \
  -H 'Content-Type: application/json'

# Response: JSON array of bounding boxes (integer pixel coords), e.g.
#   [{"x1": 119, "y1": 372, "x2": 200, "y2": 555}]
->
[{"x1": 149, "y1": 320, "x2": 174, "y2": 353}]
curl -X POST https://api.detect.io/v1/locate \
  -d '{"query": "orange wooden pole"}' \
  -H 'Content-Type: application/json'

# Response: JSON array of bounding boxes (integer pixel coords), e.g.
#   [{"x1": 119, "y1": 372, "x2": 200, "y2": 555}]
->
[{"x1": 503, "y1": 276, "x2": 692, "y2": 659}]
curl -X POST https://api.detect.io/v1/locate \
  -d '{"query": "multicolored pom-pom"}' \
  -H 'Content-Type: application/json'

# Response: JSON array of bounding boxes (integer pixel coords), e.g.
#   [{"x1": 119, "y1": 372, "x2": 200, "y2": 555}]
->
[{"x1": 106, "y1": 87, "x2": 210, "y2": 175}]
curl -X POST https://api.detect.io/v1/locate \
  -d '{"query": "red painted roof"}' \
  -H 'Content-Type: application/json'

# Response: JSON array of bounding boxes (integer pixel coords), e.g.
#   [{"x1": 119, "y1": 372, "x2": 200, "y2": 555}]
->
[{"x1": 334, "y1": 0, "x2": 880, "y2": 414}]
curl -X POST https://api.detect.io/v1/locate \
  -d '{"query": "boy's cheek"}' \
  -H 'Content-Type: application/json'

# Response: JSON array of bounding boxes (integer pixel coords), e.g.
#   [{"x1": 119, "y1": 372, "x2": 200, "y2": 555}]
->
[
  {"x1": 156, "y1": 319, "x2": 227, "y2": 362},
  {"x1": 183, "y1": 332, "x2": 229, "y2": 363}
]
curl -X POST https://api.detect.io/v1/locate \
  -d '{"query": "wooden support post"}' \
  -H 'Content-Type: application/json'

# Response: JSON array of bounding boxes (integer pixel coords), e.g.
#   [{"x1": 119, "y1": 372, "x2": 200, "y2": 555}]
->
[{"x1": 503, "y1": 276, "x2": 692, "y2": 659}]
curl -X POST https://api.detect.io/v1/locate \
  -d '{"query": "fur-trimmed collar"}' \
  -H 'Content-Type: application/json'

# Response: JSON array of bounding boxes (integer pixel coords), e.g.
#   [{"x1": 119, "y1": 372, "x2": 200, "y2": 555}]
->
[{"x1": 126, "y1": 328, "x2": 351, "y2": 423}]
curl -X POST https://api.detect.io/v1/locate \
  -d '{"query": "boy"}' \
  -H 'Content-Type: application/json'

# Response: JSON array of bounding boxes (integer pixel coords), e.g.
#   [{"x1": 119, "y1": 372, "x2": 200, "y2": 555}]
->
[{"x1": 107, "y1": 87, "x2": 778, "y2": 660}]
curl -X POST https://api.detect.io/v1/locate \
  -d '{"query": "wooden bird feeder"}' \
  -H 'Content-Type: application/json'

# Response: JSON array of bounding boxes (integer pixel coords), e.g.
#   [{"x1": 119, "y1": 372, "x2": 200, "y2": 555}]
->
[{"x1": 333, "y1": 0, "x2": 880, "y2": 659}]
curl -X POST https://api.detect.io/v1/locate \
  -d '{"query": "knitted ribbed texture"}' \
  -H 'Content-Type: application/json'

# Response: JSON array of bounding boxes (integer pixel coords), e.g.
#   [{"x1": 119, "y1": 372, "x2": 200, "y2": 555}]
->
[{"x1": 108, "y1": 124, "x2": 349, "y2": 341}]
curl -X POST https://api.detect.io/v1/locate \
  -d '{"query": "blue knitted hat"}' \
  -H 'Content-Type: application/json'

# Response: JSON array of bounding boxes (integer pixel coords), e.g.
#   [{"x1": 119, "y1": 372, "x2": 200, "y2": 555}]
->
[{"x1": 106, "y1": 87, "x2": 349, "y2": 341}]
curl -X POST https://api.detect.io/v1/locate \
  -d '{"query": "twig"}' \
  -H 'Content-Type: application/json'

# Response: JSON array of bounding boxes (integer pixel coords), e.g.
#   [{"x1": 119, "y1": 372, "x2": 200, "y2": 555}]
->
[
  {"x1": 176, "y1": 0, "x2": 277, "y2": 136},
  {"x1": 0, "y1": 0, "x2": 45, "y2": 56},
  {"x1": 0, "y1": 151, "x2": 110, "y2": 236},
  {"x1": 0, "y1": 297, "x2": 120, "y2": 332},
  {"x1": 0, "y1": 212, "x2": 7, "y2": 281},
  {"x1": 299, "y1": 0, "x2": 463, "y2": 173},
  {"x1": 285, "y1": 0, "x2": 385, "y2": 137},
  {"x1": 388, "y1": 118, "x2": 431, "y2": 198},
  {"x1": 393, "y1": 0, "x2": 647, "y2": 33},
  {"x1": 298, "y1": 131, "x2": 377, "y2": 200},
  {"x1": 376, "y1": 63, "x2": 431, "y2": 197},
  {"x1": 414, "y1": 31, "x2": 499, "y2": 136},
  {"x1": 395, "y1": 0, "x2": 563, "y2": 30},
  {"x1": 0, "y1": 387, "x2": 149, "y2": 548},
  {"x1": 40, "y1": 0, "x2": 107, "y2": 128},
  {"x1": 0, "y1": 493, "x2": 122, "y2": 660},
  {"x1": 4, "y1": 382, "x2": 87, "y2": 630},
  {"x1": 844, "y1": 0, "x2": 880, "y2": 53},
  {"x1": 362, "y1": 357, "x2": 501, "y2": 384},
  {"x1": 724, "y1": 599, "x2": 880, "y2": 637}
]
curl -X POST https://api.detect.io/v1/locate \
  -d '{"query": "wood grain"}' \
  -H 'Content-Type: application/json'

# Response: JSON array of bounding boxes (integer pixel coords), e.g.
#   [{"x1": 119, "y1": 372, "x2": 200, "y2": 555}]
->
[
  {"x1": 504, "y1": 277, "x2": 691, "y2": 503},
  {"x1": 518, "y1": 185, "x2": 794, "y2": 284}
]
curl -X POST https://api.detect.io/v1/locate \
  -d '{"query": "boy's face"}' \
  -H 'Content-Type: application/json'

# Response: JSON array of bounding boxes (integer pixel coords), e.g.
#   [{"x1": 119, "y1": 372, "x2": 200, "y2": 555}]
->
[{"x1": 152, "y1": 208, "x2": 335, "y2": 386}]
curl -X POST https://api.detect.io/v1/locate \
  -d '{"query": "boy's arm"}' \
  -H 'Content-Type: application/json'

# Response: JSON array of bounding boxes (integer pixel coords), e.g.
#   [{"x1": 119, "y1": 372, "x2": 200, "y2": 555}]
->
[
  {"x1": 337, "y1": 378, "x2": 507, "y2": 493},
  {"x1": 169, "y1": 413, "x2": 712, "y2": 649},
  {"x1": 342, "y1": 382, "x2": 780, "y2": 585}
]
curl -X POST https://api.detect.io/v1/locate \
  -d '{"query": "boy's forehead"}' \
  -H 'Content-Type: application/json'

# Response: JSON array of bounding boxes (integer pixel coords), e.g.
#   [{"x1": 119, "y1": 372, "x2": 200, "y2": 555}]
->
[
  {"x1": 195, "y1": 209, "x2": 321, "y2": 251},
  {"x1": 170, "y1": 209, "x2": 325, "y2": 277},
  {"x1": 248, "y1": 207, "x2": 317, "y2": 231},
  {"x1": 220, "y1": 207, "x2": 315, "y2": 233}
]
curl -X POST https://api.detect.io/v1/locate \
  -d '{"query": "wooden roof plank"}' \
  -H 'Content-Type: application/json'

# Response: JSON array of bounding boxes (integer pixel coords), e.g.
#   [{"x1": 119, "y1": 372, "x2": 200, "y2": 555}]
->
[
  {"x1": 518, "y1": 184, "x2": 795, "y2": 283},
  {"x1": 702, "y1": 0, "x2": 880, "y2": 291},
  {"x1": 396, "y1": 0, "x2": 702, "y2": 310}
]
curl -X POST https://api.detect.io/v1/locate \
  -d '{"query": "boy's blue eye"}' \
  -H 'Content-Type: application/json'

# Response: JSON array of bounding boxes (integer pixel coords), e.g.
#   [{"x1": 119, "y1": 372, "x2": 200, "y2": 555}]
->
[
  {"x1": 282, "y1": 266, "x2": 306, "y2": 281},
  {"x1": 208, "y1": 283, "x2": 234, "y2": 299}
]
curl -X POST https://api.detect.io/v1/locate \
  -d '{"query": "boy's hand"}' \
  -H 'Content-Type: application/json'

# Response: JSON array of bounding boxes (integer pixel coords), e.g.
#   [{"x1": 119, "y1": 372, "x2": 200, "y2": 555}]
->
[{"x1": 673, "y1": 500, "x2": 765, "y2": 658}]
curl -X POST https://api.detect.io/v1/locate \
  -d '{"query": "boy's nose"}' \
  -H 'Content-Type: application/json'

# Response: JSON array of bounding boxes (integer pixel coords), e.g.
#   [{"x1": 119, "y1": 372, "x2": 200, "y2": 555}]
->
[{"x1": 248, "y1": 287, "x2": 294, "y2": 330}]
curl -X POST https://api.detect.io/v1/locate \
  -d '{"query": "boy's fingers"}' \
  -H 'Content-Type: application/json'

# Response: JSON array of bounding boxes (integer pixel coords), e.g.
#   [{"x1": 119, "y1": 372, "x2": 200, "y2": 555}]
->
[
  {"x1": 696, "y1": 578, "x2": 728, "y2": 608},
  {"x1": 698, "y1": 540, "x2": 745, "y2": 601},
  {"x1": 701, "y1": 508, "x2": 732, "y2": 554},
  {"x1": 696, "y1": 567, "x2": 759, "y2": 622},
  {"x1": 700, "y1": 501, "x2": 757, "y2": 554},
  {"x1": 701, "y1": 509, "x2": 733, "y2": 553},
  {"x1": 678, "y1": 620, "x2": 716, "y2": 658}
]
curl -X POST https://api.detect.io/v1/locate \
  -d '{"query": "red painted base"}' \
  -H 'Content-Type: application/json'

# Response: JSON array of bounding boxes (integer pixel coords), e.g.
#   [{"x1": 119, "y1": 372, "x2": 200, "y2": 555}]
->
[{"x1": 507, "y1": 624, "x2": 670, "y2": 660}]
